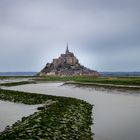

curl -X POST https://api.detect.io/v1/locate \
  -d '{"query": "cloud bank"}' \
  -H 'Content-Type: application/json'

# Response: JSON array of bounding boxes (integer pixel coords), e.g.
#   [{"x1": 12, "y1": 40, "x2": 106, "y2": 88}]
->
[{"x1": 0, "y1": 0, "x2": 140, "y2": 71}]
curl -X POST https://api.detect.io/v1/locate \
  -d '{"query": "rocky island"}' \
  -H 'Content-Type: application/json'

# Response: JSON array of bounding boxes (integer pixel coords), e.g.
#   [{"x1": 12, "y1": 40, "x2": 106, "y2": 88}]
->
[{"x1": 38, "y1": 44, "x2": 100, "y2": 76}]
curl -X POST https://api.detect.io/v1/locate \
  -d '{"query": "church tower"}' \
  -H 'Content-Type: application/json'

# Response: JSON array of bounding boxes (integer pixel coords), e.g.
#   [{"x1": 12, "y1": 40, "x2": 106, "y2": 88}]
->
[{"x1": 66, "y1": 43, "x2": 69, "y2": 54}]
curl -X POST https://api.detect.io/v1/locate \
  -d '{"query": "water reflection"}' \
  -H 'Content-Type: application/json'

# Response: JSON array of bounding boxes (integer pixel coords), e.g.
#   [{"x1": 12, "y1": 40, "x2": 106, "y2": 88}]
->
[{"x1": 0, "y1": 101, "x2": 39, "y2": 132}]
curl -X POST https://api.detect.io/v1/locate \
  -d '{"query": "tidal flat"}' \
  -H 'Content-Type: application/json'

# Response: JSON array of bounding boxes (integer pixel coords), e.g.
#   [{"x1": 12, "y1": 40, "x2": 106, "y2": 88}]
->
[
  {"x1": 0, "y1": 88, "x2": 93, "y2": 140},
  {"x1": 6, "y1": 82, "x2": 140, "y2": 140},
  {"x1": 33, "y1": 76, "x2": 140, "y2": 86},
  {"x1": 1, "y1": 76, "x2": 140, "y2": 90},
  {"x1": 1, "y1": 76, "x2": 140, "y2": 140}
]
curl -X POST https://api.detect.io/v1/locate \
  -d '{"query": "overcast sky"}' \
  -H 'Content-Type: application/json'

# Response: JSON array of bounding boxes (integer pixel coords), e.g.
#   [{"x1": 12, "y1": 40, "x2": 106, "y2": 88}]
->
[{"x1": 0, "y1": 0, "x2": 140, "y2": 72}]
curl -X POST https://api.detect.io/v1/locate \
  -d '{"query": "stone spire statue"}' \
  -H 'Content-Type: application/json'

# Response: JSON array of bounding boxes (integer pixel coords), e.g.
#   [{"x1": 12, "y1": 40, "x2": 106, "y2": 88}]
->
[{"x1": 66, "y1": 43, "x2": 69, "y2": 54}]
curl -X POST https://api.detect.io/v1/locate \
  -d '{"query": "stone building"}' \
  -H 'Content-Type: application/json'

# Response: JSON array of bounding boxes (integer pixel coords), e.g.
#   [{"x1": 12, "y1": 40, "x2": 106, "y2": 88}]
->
[
  {"x1": 38, "y1": 44, "x2": 100, "y2": 76},
  {"x1": 53, "y1": 44, "x2": 78, "y2": 68}
]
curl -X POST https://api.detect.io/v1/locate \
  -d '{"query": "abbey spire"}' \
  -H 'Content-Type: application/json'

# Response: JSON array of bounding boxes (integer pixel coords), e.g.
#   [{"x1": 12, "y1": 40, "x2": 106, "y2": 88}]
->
[{"x1": 66, "y1": 43, "x2": 69, "y2": 54}]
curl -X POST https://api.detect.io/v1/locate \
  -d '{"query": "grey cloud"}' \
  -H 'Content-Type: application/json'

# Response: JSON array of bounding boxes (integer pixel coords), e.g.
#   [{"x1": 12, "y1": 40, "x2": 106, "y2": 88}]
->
[{"x1": 0, "y1": 0, "x2": 139, "y2": 71}]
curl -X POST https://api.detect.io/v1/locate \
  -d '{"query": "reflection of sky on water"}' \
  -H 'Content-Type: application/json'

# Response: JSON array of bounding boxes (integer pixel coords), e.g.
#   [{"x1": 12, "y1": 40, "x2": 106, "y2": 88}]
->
[{"x1": 0, "y1": 101, "x2": 39, "y2": 132}]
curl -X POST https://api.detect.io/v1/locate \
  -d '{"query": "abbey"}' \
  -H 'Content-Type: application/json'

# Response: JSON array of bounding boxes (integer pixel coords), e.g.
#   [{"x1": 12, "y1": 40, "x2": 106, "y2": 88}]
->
[
  {"x1": 38, "y1": 44, "x2": 100, "y2": 76},
  {"x1": 53, "y1": 44, "x2": 78, "y2": 68}
]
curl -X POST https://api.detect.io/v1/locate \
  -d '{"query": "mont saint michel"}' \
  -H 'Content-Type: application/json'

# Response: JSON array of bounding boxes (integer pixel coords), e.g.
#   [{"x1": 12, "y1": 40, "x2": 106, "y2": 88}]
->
[{"x1": 38, "y1": 44, "x2": 100, "y2": 76}]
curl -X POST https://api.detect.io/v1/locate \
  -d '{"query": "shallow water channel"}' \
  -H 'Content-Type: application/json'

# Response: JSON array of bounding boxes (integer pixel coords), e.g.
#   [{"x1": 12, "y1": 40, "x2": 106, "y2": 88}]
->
[
  {"x1": 4, "y1": 82, "x2": 140, "y2": 140},
  {"x1": 0, "y1": 101, "x2": 40, "y2": 132},
  {"x1": 0, "y1": 78, "x2": 31, "y2": 84}
]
